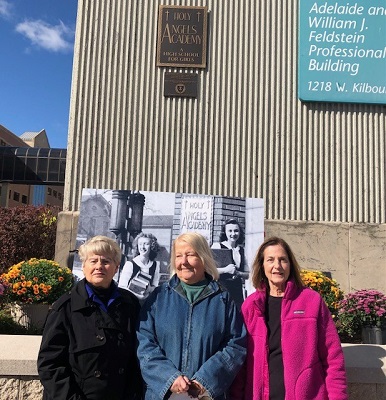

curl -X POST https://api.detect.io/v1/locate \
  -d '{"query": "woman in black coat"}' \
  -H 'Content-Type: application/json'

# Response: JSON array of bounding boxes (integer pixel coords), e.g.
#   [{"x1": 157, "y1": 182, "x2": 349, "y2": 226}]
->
[{"x1": 37, "y1": 235, "x2": 143, "y2": 400}]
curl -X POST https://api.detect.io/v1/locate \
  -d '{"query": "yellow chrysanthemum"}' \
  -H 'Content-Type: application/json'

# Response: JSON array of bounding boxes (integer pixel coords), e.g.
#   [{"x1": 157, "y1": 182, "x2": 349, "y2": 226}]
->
[
  {"x1": 2, "y1": 258, "x2": 73, "y2": 304},
  {"x1": 301, "y1": 269, "x2": 344, "y2": 321}
]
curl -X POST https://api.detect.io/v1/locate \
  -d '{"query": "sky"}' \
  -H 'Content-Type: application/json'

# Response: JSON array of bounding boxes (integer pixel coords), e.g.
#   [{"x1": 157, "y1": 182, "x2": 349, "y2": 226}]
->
[{"x1": 0, "y1": 0, "x2": 78, "y2": 149}]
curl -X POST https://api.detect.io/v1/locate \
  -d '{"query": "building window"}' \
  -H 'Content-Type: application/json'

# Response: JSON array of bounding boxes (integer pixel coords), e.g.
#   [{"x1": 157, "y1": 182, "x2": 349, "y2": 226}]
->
[
  {"x1": 47, "y1": 187, "x2": 52, "y2": 195},
  {"x1": 13, "y1": 192, "x2": 20, "y2": 202},
  {"x1": 22, "y1": 195, "x2": 28, "y2": 204},
  {"x1": 53, "y1": 190, "x2": 58, "y2": 198},
  {"x1": 58, "y1": 192, "x2": 62, "y2": 200},
  {"x1": 9, "y1": 190, "x2": 11, "y2": 199}
]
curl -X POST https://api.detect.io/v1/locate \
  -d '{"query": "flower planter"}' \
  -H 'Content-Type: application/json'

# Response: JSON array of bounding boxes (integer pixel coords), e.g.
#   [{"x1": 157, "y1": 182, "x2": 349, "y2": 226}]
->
[
  {"x1": 10, "y1": 303, "x2": 50, "y2": 330},
  {"x1": 361, "y1": 325, "x2": 386, "y2": 345}
]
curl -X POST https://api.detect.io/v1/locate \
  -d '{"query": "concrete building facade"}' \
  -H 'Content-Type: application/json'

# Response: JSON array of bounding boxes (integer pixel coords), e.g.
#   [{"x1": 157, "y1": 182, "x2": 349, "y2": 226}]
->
[
  {"x1": 59, "y1": 0, "x2": 385, "y2": 294},
  {"x1": 0, "y1": 125, "x2": 64, "y2": 209}
]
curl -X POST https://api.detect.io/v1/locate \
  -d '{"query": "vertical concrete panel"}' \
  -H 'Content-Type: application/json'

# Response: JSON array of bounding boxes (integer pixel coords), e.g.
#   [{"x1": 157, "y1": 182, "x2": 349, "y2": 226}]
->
[
  {"x1": 244, "y1": 198, "x2": 265, "y2": 264},
  {"x1": 349, "y1": 223, "x2": 386, "y2": 293},
  {"x1": 55, "y1": 211, "x2": 79, "y2": 270},
  {"x1": 264, "y1": 220, "x2": 351, "y2": 293},
  {"x1": 65, "y1": 0, "x2": 386, "y2": 224}
]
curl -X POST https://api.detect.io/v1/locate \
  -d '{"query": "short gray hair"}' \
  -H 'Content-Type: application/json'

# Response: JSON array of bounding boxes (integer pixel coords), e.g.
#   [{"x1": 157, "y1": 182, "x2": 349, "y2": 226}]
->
[{"x1": 78, "y1": 235, "x2": 122, "y2": 266}]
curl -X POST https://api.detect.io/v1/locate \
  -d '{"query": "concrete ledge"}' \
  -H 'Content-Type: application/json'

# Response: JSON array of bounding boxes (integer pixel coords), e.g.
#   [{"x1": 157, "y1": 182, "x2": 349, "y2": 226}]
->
[
  {"x1": 2, "y1": 336, "x2": 384, "y2": 381},
  {"x1": 0, "y1": 336, "x2": 385, "y2": 399},
  {"x1": 343, "y1": 344, "x2": 386, "y2": 384},
  {"x1": 0, "y1": 335, "x2": 41, "y2": 375}
]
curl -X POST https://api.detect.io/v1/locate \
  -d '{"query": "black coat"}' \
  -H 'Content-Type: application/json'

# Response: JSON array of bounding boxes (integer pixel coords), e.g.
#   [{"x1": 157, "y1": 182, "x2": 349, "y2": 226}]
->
[{"x1": 37, "y1": 279, "x2": 143, "y2": 400}]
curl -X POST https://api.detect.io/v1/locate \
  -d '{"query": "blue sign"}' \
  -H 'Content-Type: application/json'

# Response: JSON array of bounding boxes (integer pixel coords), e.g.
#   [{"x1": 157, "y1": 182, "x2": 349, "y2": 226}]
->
[{"x1": 299, "y1": 0, "x2": 386, "y2": 104}]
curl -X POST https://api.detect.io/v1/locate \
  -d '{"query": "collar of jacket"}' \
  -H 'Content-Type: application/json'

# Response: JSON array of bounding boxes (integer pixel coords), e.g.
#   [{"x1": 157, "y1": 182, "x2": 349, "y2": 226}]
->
[
  {"x1": 253, "y1": 278, "x2": 301, "y2": 312},
  {"x1": 167, "y1": 273, "x2": 223, "y2": 302},
  {"x1": 70, "y1": 279, "x2": 136, "y2": 312},
  {"x1": 85, "y1": 281, "x2": 120, "y2": 312}
]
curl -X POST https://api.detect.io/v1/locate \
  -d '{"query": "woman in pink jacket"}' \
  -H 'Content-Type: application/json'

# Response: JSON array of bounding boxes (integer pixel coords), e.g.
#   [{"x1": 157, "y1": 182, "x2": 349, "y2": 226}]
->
[{"x1": 230, "y1": 237, "x2": 348, "y2": 400}]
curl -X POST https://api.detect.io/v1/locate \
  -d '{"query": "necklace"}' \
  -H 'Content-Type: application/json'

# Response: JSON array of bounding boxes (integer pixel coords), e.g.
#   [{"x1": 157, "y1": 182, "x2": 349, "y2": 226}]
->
[{"x1": 270, "y1": 288, "x2": 284, "y2": 297}]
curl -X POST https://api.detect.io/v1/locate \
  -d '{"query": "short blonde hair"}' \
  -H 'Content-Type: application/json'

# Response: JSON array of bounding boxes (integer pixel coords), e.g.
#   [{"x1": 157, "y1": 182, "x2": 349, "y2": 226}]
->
[
  {"x1": 170, "y1": 232, "x2": 219, "y2": 280},
  {"x1": 78, "y1": 235, "x2": 122, "y2": 266}
]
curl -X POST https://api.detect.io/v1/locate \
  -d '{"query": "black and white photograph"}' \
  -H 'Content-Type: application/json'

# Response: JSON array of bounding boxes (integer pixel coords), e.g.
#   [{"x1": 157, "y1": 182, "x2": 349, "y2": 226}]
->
[{"x1": 73, "y1": 189, "x2": 264, "y2": 307}]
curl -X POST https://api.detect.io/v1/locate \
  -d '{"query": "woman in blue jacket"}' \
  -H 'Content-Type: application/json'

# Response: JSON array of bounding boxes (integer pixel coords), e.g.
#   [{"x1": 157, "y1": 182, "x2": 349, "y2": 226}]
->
[{"x1": 137, "y1": 232, "x2": 246, "y2": 400}]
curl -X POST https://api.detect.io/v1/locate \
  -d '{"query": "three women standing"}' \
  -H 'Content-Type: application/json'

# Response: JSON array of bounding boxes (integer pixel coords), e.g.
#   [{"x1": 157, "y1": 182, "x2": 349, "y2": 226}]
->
[{"x1": 39, "y1": 231, "x2": 348, "y2": 400}]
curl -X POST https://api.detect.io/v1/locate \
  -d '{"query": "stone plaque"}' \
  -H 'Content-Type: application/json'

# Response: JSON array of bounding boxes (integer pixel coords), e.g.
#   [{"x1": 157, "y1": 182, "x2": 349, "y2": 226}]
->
[
  {"x1": 164, "y1": 72, "x2": 198, "y2": 98},
  {"x1": 157, "y1": 5, "x2": 208, "y2": 68}
]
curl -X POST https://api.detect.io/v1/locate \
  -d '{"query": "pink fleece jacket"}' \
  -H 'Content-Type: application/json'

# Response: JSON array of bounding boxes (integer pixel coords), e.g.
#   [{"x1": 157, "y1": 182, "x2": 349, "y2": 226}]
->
[{"x1": 230, "y1": 279, "x2": 348, "y2": 400}]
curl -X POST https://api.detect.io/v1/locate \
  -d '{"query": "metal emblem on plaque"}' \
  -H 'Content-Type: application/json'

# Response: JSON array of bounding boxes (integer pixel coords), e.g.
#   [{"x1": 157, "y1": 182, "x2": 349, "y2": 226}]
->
[{"x1": 164, "y1": 72, "x2": 198, "y2": 98}]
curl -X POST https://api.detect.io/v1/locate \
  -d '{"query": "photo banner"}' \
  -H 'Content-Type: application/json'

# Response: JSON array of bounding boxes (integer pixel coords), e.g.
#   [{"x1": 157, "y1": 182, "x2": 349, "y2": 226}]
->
[
  {"x1": 73, "y1": 189, "x2": 264, "y2": 307},
  {"x1": 298, "y1": 0, "x2": 386, "y2": 104}
]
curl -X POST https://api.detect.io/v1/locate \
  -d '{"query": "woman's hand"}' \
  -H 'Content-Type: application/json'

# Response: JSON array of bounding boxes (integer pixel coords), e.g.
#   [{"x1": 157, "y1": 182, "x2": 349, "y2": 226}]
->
[
  {"x1": 221, "y1": 264, "x2": 236, "y2": 275},
  {"x1": 170, "y1": 375, "x2": 191, "y2": 394}
]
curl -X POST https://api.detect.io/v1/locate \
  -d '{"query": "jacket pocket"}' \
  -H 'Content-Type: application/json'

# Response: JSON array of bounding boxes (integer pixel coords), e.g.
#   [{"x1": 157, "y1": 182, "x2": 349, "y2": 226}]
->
[{"x1": 295, "y1": 361, "x2": 327, "y2": 399}]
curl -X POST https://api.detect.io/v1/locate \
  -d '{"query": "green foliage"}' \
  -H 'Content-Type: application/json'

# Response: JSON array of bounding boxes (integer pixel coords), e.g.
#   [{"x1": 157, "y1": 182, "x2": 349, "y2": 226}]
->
[
  {"x1": 336, "y1": 308, "x2": 359, "y2": 339},
  {"x1": 0, "y1": 306, "x2": 27, "y2": 334},
  {"x1": 0, "y1": 205, "x2": 59, "y2": 274},
  {"x1": 0, "y1": 306, "x2": 41, "y2": 335}
]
